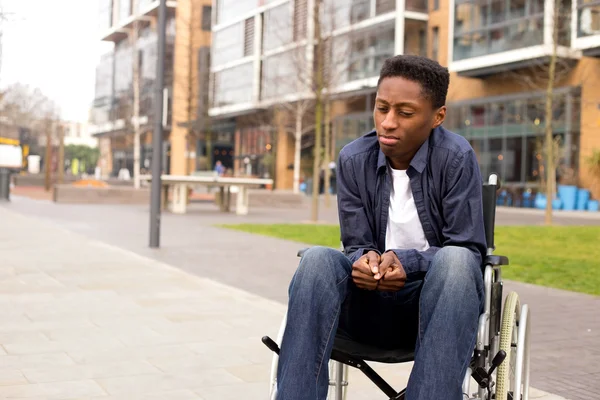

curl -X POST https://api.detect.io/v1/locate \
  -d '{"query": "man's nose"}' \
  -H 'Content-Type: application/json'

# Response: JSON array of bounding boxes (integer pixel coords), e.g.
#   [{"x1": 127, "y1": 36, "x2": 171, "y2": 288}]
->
[{"x1": 381, "y1": 111, "x2": 398, "y2": 130}]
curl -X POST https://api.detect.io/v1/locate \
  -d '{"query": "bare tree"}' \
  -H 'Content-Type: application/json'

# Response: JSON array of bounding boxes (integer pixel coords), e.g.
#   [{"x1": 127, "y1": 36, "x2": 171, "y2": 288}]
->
[
  {"x1": 262, "y1": 0, "x2": 357, "y2": 220},
  {"x1": 504, "y1": 0, "x2": 579, "y2": 225},
  {"x1": 0, "y1": 83, "x2": 57, "y2": 132}
]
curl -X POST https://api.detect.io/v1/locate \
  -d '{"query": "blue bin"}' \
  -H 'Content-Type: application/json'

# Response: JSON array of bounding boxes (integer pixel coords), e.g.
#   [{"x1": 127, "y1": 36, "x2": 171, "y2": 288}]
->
[
  {"x1": 588, "y1": 200, "x2": 599, "y2": 212},
  {"x1": 558, "y1": 185, "x2": 577, "y2": 211},
  {"x1": 534, "y1": 193, "x2": 546, "y2": 209},
  {"x1": 552, "y1": 198, "x2": 562, "y2": 210},
  {"x1": 577, "y1": 189, "x2": 590, "y2": 210}
]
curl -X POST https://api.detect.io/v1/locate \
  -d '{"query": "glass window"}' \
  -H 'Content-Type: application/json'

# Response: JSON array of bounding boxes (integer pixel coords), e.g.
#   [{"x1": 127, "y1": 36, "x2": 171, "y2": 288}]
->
[
  {"x1": 137, "y1": 0, "x2": 154, "y2": 13},
  {"x1": 98, "y1": 0, "x2": 112, "y2": 31},
  {"x1": 350, "y1": 0, "x2": 371, "y2": 23},
  {"x1": 202, "y1": 6, "x2": 212, "y2": 31},
  {"x1": 322, "y1": 0, "x2": 351, "y2": 32},
  {"x1": 525, "y1": 136, "x2": 543, "y2": 182},
  {"x1": 453, "y1": 0, "x2": 545, "y2": 61},
  {"x1": 376, "y1": 0, "x2": 396, "y2": 14},
  {"x1": 114, "y1": 40, "x2": 132, "y2": 93},
  {"x1": 216, "y1": 0, "x2": 259, "y2": 25},
  {"x1": 340, "y1": 22, "x2": 395, "y2": 83},
  {"x1": 406, "y1": 0, "x2": 428, "y2": 12},
  {"x1": 405, "y1": 20, "x2": 428, "y2": 57},
  {"x1": 505, "y1": 137, "x2": 524, "y2": 182},
  {"x1": 119, "y1": 0, "x2": 131, "y2": 23},
  {"x1": 578, "y1": 1, "x2": 600, "y2": 37},
  {"x1": 211, "y1": 63, "x2": 254, "y2": 107},
  {"x1": 431, "y1": 26, "x2": 439, "y2": 60},
  {"x1": 263, "y1": 2, "x2": 292, "y2": 52},
  {"x1": 212, "y1": 22, "x2": 244, "y2": 66},
  {"x1": 261, "y1": 49, "x2": 304, "y2": 100},
  {"x1": 323, "y1": 0, "x2": 372, "y2": 32},
  {"x1": 470, "y1": 104, "x2": 486, "y2": 126},
  {"x1": 94, "y1": 52, "x2": 114, "y2": 101}
]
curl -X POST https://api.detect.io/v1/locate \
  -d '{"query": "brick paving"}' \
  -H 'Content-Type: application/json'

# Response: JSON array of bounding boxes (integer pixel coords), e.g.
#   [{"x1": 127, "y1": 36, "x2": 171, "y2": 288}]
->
[{"x1": 2, "y1": 195, "x2": 599, "y2": 399}]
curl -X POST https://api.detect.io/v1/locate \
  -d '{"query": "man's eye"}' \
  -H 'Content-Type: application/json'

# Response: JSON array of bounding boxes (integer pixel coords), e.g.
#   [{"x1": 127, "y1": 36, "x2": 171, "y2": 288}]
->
[
  {"x1": 399, "y1": 111, "x2": 414, "y2": 117},
  {"x1": 377, "y1": 107, "x2": 389, "y2": 113}
]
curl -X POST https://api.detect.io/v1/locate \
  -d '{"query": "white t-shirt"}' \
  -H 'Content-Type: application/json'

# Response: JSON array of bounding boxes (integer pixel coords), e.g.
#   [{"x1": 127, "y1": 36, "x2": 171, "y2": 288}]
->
[{"x1": 385, "y1": 167, "x2": 430, "y2": 252}]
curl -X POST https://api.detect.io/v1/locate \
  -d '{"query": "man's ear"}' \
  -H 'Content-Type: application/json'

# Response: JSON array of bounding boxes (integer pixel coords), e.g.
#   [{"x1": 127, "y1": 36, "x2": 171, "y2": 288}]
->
[{"x1": 432, "y1": 106, "x2": 446, "y2": 129}]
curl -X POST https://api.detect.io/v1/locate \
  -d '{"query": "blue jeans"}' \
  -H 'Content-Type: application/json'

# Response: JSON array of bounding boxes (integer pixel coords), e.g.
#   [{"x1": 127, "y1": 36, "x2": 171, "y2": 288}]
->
[{"x1": 276, "y1": 246, "x2": 484, "y2": 400}]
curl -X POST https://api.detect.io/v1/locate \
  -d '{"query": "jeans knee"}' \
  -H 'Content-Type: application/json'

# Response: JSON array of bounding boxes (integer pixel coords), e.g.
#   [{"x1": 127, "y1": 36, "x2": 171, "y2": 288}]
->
[
  {"x1": 428, "y1": 246, "x2": 482, "y2": 291},
  {"x1": 293, "y1": 246, "x2": 351, "y2": 288}
]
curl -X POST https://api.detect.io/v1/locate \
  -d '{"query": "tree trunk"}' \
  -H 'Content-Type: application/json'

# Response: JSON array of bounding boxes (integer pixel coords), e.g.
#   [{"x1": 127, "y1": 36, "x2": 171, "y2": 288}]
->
[
  {"x1": 310, "y1": 0, "x2": 323, "y2": 223},
  {"x1": 544, "y1": 0, "x2": 560, "y2": 225},
  {"x1": 293, "y1": 103, "x2": 302, "y2": 194},
  {"x1": 44, "y1": 120, "x2": 53, "y2": 192},
  {"x1": 57, "y1": 124, "x2": 64, "y2": 184},
  {"x1": 324, "y1": 100, "x2": 331, "y2": 207},
  {"x1": 132, "y1": 20, "x2": 142, "y2": 189}
]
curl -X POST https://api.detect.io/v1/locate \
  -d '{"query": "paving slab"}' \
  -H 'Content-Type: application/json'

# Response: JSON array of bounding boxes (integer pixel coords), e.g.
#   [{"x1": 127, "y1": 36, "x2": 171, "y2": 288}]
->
[{"x1": 0, "y1": 205, "x2": 573, "y2": 399}]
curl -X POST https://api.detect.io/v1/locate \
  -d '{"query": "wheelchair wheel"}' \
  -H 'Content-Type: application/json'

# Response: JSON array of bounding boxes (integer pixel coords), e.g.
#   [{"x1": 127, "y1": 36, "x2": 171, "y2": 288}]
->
[
  {"x1": 268, "y1": 312, "x2": 349, "y2": 400},
  {"x1": 496, "y1": 291, "x2": 531, "y2": 400}
]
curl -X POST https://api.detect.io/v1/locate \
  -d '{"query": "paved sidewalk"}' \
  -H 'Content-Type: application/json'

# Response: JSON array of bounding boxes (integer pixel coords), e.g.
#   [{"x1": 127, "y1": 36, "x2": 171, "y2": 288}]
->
[{"x1": 0, "y1": 206, "x2": 570, "y2": 399}]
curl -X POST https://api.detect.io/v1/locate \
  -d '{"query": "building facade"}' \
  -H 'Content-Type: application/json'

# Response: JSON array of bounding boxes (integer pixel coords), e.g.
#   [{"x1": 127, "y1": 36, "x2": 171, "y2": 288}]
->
[
  {"x1": 442, "y1": 0, "x2": 600, "y2": 195},
  {"x1": 91, "y1": 0, "x2": 600, "y2": 197},
  {"x1": 91, "y1": 0, "x2": 212, "y2": 178},
  {"x1": 207, "y1": 0, "x2": 600, "y2": 197}
]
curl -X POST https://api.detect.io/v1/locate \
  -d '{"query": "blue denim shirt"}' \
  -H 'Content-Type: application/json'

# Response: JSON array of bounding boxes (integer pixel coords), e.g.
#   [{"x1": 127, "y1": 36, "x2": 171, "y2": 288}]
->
[{"x1": 336, "y1": 126, "x2": 487, "y2": 279}]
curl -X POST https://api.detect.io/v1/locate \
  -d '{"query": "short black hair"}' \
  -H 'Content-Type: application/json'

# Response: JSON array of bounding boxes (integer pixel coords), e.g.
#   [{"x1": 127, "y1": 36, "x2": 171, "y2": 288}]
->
[{"x1": 377, "y1": 55, "x2": 449, "y2": 109}]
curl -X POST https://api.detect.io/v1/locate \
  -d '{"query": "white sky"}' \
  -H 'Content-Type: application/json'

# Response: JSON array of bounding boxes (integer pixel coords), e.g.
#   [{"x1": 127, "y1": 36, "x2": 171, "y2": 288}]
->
[{"x1": 1, "y1": 0, "x2": 113, "y2": 122}]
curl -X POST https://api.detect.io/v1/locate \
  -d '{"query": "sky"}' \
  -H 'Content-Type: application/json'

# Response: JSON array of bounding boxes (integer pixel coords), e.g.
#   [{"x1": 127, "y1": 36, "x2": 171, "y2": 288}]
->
[{"x1": 1, "y1": 0, "x2": 113, "y2": 122}]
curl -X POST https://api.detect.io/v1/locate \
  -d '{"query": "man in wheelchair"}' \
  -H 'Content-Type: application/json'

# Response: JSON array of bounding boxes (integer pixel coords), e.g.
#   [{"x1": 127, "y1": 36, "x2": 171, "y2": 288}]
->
[{"x1": 276, "y1": 55, "x2": 488, "y2": 400}]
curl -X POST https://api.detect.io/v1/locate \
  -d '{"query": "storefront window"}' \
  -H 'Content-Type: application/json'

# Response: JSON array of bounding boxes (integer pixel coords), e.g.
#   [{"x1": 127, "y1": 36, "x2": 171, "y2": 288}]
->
[{"x1": 446, "y1": 88, "x2": 581, "y2": 184}]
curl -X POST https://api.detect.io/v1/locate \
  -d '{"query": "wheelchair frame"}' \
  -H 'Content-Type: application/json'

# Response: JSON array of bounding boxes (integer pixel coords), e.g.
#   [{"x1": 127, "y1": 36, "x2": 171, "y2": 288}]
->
[{"x1": 263, "y1": 174, "x2": 531, "y2": 400}]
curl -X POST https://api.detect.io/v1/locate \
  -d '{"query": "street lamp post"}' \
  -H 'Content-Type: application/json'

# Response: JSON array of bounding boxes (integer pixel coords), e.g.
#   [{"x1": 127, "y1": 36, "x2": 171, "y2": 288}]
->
[{"x1": 149, "y1": 0, "x2": 167, "y2": 248}]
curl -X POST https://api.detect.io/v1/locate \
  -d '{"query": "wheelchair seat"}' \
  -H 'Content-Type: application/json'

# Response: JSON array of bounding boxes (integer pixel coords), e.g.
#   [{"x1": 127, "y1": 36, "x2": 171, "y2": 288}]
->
[{"x1": 332, "y1": 335, "x2": 414, "y2": 364}]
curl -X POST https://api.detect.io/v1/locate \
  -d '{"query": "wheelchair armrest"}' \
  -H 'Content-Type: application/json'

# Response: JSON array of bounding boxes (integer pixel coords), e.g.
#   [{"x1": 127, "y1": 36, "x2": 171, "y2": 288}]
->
[
  {"x1": 297, "y1": 248, "x2": 309, "y2": 257},
  {"x1": 485, "y1": 255, "x2": 509, "y2": 266}
]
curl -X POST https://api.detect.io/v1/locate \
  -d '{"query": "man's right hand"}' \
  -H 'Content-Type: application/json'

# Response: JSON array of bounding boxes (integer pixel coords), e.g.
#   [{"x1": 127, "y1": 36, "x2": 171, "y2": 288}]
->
[{"x1": 351, "y1": 251, "x2": 381, "y2": 290}]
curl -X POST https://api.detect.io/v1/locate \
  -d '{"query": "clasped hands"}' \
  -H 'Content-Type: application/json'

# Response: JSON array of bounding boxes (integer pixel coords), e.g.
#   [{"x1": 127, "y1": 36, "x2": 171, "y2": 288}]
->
[{"x1": 352, "y1": 250, "x2": 407, "y2": 292}]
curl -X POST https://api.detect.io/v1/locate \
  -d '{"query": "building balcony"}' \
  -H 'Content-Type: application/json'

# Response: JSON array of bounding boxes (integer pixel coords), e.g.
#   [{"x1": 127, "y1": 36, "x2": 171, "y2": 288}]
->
[
  {"x1": 449, "y1": 0, "x2": 581, "y2": 77},
  {"x1": 573, "y1": 0, "x2": 600, "y2": 56},
  {"x1": 100, "y1": 0, "x2": 177, "y2": 42}
]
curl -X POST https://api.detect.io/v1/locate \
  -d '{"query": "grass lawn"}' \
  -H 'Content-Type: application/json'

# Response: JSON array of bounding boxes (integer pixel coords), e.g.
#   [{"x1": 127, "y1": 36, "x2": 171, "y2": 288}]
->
[{"x1": 219, "y1": 224, "x2": 600, "y2": 296}]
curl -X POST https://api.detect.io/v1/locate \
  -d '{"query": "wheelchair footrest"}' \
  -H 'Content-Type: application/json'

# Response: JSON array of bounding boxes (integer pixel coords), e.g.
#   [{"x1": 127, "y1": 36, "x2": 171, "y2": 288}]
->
[{"x1": 262, "y1": 336, "x2": 280, "y2": 355}]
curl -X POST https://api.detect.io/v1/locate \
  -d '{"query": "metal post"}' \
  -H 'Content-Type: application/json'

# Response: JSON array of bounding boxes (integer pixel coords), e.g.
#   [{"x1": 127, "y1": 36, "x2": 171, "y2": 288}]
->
[{"x1": 149, "y1": 0, "x2": 167, "y2": 248}]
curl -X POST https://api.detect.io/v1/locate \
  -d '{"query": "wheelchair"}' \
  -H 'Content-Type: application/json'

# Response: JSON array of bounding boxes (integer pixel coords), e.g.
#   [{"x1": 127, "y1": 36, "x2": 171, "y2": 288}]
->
[{"x1": 262, "y1": 174, "x2": 531, "y2": 400}]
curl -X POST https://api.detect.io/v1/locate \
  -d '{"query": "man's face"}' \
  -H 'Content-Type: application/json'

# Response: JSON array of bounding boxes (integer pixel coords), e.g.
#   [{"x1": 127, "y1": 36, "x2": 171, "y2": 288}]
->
[{"x1": 373, "y1": 76, "x2": 446, "y2": 170}]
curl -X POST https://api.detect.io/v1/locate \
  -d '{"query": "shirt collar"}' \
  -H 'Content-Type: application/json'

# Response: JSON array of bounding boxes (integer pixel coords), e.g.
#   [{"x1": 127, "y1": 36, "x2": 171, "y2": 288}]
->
[{"x1": 376, "y1": 129, "x2": 432, "y2": 174}]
